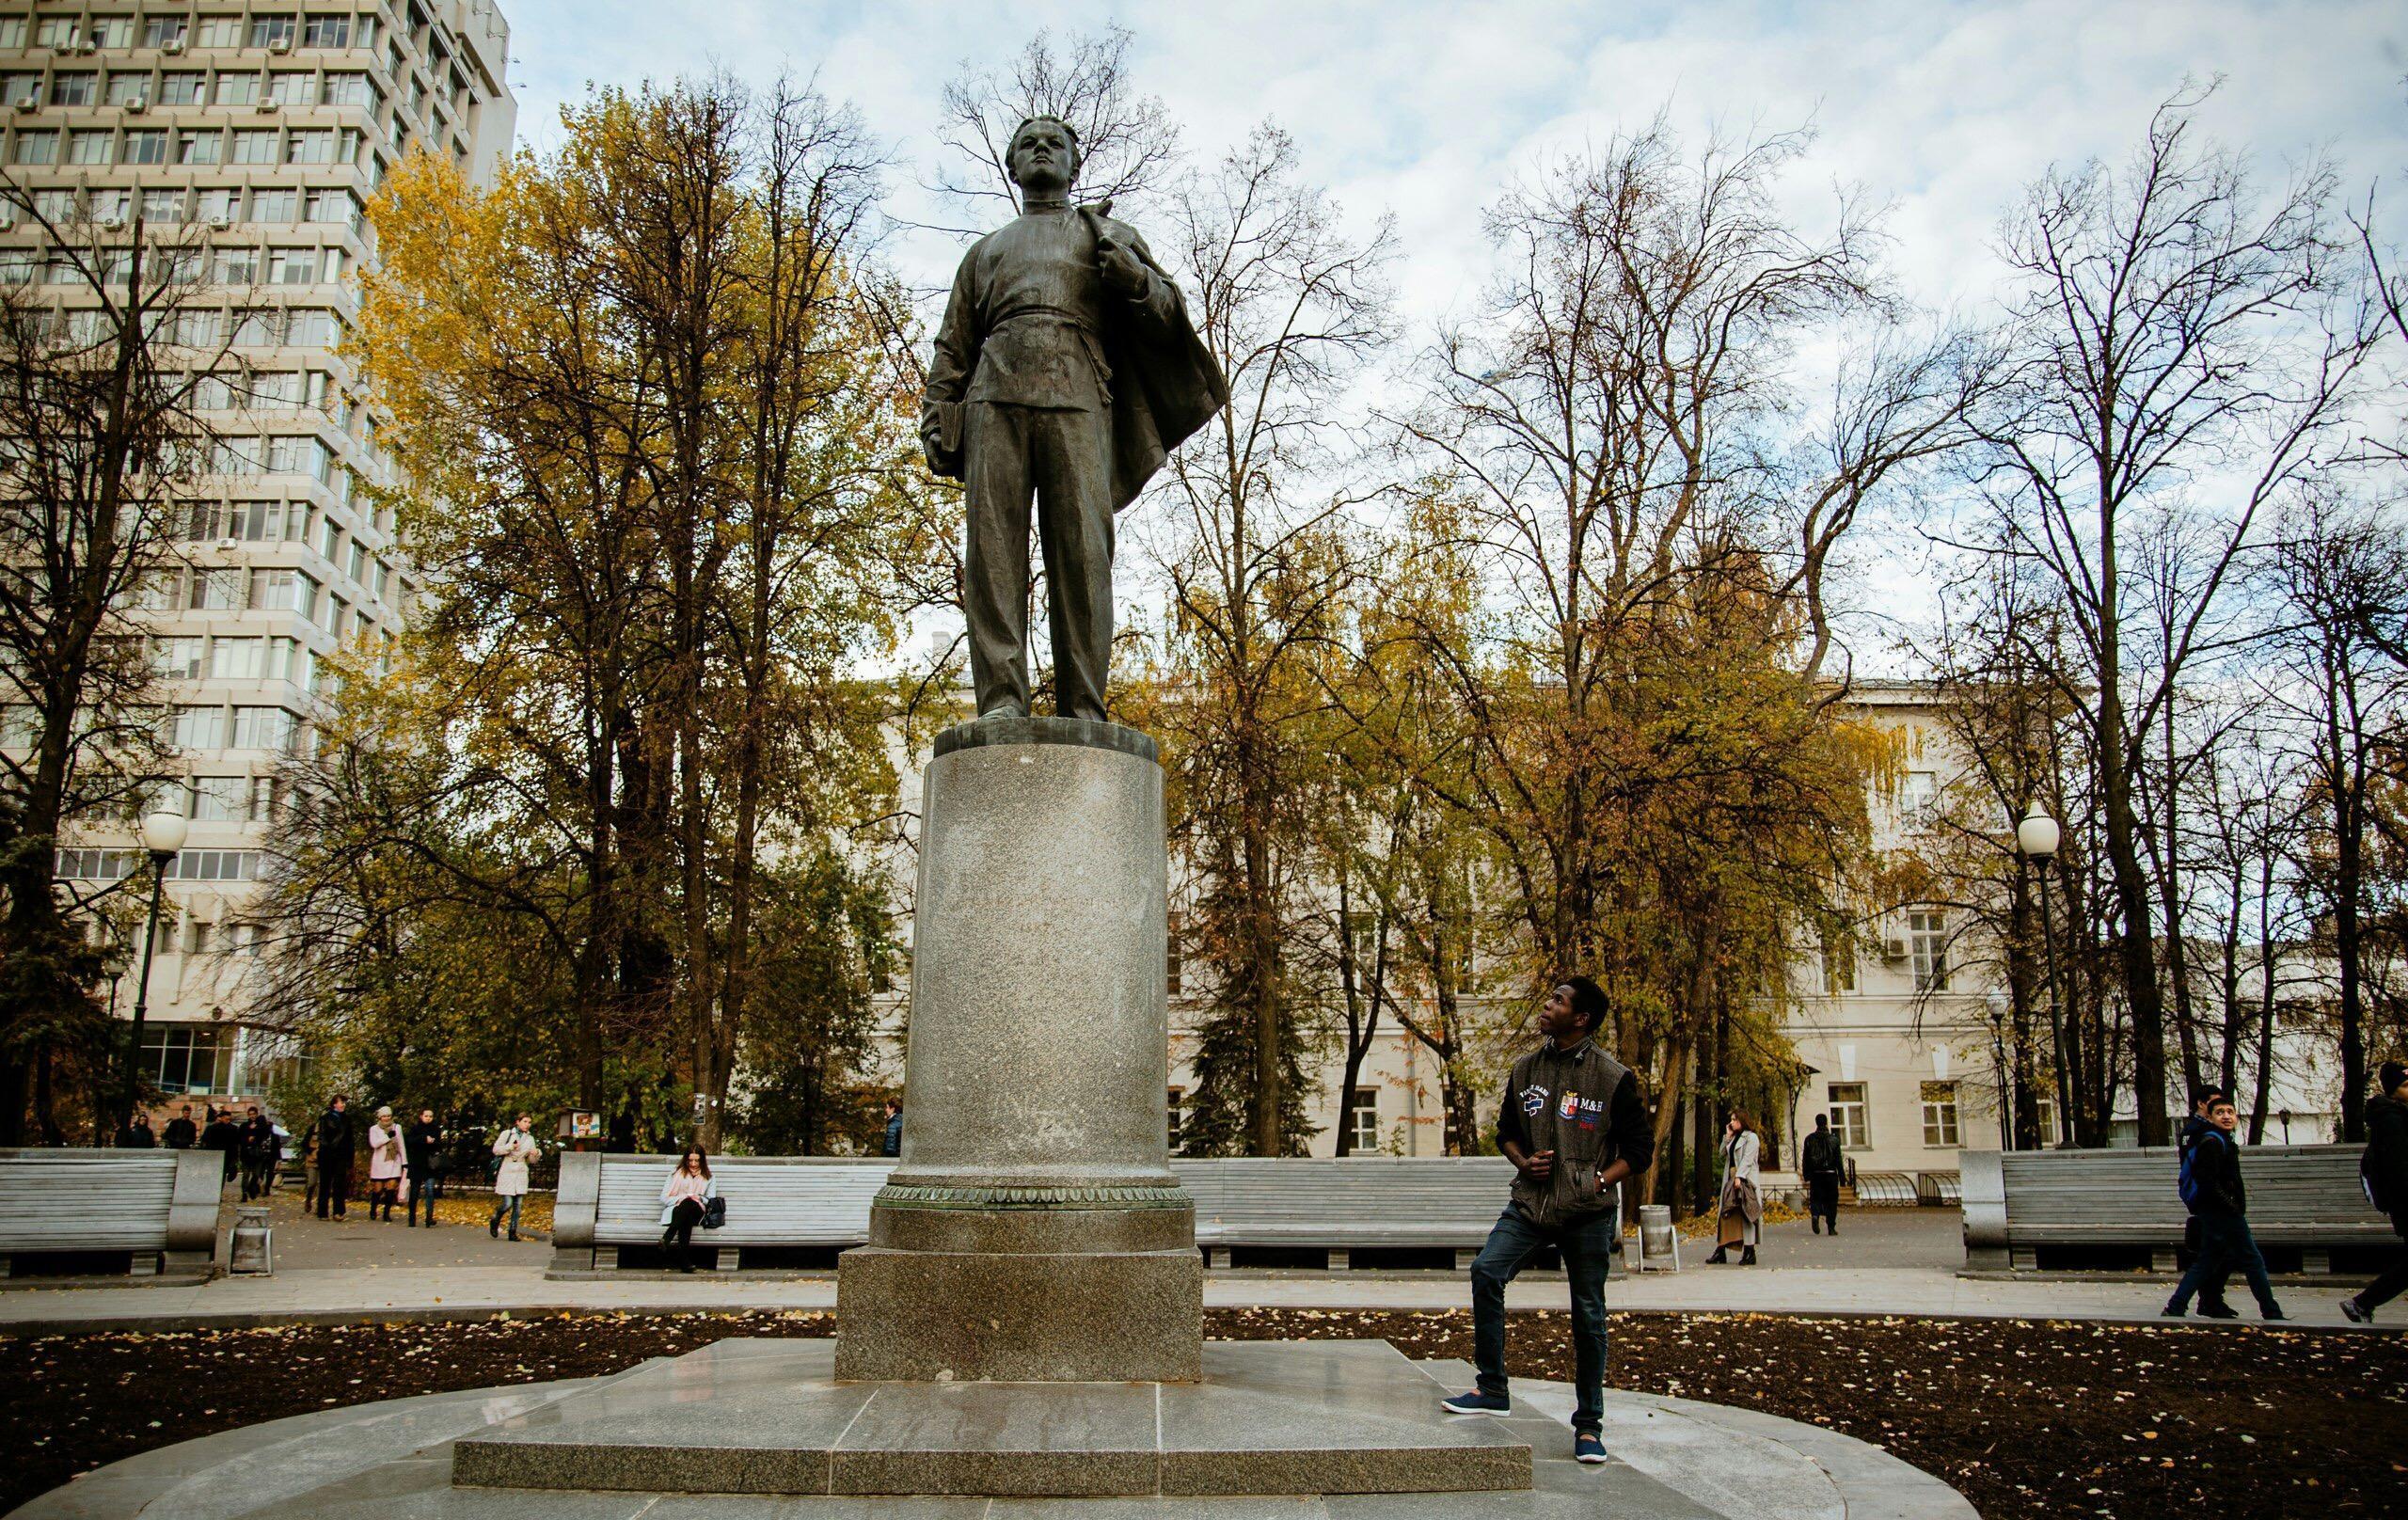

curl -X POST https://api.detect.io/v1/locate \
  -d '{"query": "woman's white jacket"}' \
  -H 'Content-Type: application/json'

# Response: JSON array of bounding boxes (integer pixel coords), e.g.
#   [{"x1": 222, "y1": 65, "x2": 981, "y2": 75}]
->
[{"x1": 658, "y1": 1171, "x2": 719, "y2": 1227}]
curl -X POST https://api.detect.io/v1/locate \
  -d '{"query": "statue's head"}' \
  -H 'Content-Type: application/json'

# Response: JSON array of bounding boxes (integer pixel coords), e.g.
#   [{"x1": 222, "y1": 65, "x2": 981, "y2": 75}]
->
[{"x1": 1006, "y1": 114, "x2": 1081, "y2": 198}]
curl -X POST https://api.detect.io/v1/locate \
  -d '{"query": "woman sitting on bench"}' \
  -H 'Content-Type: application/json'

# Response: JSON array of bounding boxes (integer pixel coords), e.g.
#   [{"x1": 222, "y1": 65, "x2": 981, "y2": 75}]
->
[{"x1": 659, "y1": 1148, "x2": 717, "y2": 1274}]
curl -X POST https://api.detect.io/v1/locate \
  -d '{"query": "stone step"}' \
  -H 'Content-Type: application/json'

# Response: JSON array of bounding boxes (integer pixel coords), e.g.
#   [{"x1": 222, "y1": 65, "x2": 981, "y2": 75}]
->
[{"x1": 449, "y1": 1337, "x2": 1531, "y2": 1498}]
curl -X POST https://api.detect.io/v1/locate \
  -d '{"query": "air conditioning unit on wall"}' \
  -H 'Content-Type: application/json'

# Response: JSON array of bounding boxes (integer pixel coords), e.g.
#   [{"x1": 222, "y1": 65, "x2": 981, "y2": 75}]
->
[{"x1": 1882, "y1": 936, "x2": 1909, "y2": 961}]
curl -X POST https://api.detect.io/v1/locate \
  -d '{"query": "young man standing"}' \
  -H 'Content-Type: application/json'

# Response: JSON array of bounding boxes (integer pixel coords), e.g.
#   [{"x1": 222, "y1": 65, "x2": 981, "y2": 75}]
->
[
  {"x1": 1442, "y1": 977, "x2": 1654, "y2": 1466},
  {"x1": 882, "y1": 1099, "x2": 905, "y2": 1158},
  {"x1": 405, "y1": 1109, "x2": 446, "y2": 1228},
  {"x1": 2163, "y1": 1090, "x2": 2284, "y2": 1321}
]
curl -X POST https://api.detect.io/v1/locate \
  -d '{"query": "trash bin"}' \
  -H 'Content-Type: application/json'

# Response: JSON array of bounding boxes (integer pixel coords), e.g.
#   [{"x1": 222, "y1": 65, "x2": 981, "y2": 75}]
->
[
  {"x1": 230, "y1": 1205, "x2": 273, "y2": 1275},
  {"x1": 1638, "y1": 1204, "x2": 1677, "y2": 1272}
]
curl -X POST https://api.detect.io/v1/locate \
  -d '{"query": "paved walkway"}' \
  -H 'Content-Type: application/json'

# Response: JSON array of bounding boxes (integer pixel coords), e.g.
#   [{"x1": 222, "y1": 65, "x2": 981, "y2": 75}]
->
[{"x1": 0, "y1": 1205, "x2": 2384, "y2": 1334}]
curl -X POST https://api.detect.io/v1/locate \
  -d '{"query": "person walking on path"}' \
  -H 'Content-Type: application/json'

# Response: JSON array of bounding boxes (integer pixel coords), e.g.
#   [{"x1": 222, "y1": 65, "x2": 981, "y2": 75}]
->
[
  {"x1": 365, "y1": 1107, "x2": 404, "y2": 1221},
  {"x1": 2342, "y1": 1061, "x2": 2408, "y2": 1323},
  {"x1": 297, "y1": 1122, "x2": 321, "y2": 1212},
  {"x1": 882, "y1": 1099, "x2": 904, "y2": 1158},
  {"x1": 162, "y1": 1103, "x2": 197, "y2": 1149},
  {"x1": 1441, "y1": 976, "x2": 1655, "y2": 1468},
  {"x1": 315, "y1": 1096, "x2": 356, "y2": 1221},
  {"x1": 1704, "y1": 1110, "x2": 1763, "y2": 1266},
  {"x1": 2177, "y1": 1092, "x2": 2235, "y2": 1316},
  {"x1": 488, "y1": 1114, "x2": 539, "y2": 1241},
  {"x1": 119, "y1": 1112, "x2": 156, "y2": 1148},
  {"x1": 1801, "y1": 1113, "x2": 1843, "y2": 1236},
  {"x1": 2163, "y1": 1091, "x2": 2285, "y2": 1321},
  {"x1": 199, "y1": 1107, "x2": 240, "y2": 1188},
  {"x1": 238, "y1": 1106, "x2": 278, "y2": 1200},
  {"x1": 657, "y1": 1148, "x2": 717, "y2": 1273},
  {"x1": 404, "y1": 1109, "x2": 446, "y2": 1227}
]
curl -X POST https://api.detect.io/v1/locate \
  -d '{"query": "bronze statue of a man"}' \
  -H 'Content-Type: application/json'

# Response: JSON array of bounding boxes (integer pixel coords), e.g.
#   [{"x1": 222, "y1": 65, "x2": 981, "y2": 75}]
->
[{"x1": 923, "y1": 115, "x2": 1227, "y2": 722}]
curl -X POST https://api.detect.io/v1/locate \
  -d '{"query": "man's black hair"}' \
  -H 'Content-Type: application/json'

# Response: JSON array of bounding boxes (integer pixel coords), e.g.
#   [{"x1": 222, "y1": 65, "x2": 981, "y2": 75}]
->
[
  {"x1": 1561, "y1": 975, "x2": 1608, "y2": 1035},
  {"x1": 1814, "y1": 1112, "x2": 1830, "y2": 1129},
  {"x1": 2194, "y1": 1087, "x2": 2233, "y2": 1111}
]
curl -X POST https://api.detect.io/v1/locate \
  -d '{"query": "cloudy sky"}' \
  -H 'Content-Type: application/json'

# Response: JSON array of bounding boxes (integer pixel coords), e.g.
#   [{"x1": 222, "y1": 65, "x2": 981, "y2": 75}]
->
[{"x1": 492, "y1": 0, "x2": 2407, "y2": 664}]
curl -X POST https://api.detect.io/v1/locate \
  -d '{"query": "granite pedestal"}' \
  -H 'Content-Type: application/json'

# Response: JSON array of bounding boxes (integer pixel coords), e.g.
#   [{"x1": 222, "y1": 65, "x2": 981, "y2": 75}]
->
[{"x1": 835, "y1": 718, "x2": 1200, "y2": 1384}]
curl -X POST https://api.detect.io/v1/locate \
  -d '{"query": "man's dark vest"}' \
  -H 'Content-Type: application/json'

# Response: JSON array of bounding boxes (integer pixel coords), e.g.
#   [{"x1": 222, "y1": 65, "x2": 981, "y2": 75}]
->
[{"x1": 1507, "y1": 1040, "x2": 1632, "y2": 1228}]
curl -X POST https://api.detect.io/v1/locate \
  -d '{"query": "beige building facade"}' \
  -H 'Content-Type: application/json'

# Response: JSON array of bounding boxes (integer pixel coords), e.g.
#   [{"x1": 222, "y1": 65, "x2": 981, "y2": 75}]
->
[{"x1": 6, "y1": 1, "x2": 515, "y2": 1105}]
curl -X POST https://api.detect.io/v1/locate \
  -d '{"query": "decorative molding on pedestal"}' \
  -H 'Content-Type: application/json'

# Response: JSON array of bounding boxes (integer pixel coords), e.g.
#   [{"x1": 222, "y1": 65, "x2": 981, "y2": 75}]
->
[{"x1": 873, "y1": 1181, "x2": 1196, "y2": 1211}]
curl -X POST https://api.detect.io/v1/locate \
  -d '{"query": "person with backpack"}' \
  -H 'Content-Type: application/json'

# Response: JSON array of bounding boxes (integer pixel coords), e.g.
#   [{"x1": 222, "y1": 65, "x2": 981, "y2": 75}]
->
[
  {"x1": 2342, "y1": 1060, "x2": 2408, "y2": 1323},
  {"x1": 2175, "y1": 1091, "x2": 2235, "y2": 1317},
  {"x1": 2163, "y1": 1089, "x2": 2284, "y2": 1321}
]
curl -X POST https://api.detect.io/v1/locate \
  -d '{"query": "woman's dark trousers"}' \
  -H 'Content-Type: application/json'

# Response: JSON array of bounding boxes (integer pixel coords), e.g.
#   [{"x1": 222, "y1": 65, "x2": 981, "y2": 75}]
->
[{"x1": 662, "y1": 1198, "x2": 705, "y2": 1271}]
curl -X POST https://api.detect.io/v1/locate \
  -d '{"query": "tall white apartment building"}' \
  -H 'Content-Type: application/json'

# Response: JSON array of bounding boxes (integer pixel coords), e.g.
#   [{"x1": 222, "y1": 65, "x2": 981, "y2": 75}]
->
[{"x1": 2, "y1": 2, "x2": 515, "y2": 1105}]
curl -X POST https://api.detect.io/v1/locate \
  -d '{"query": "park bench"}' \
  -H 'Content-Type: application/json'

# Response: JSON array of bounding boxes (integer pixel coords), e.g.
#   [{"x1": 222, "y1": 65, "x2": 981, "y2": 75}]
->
[
  {"x1": 549, "y1": 1153, "x2": 1568, "y2": 1275},
  {"x1": 1961, "y1": 1143, "x2": 2398, "y2": 1274},
  {"x1": 0, "y1": 1147, "x2": 223, "y2": 1279}
]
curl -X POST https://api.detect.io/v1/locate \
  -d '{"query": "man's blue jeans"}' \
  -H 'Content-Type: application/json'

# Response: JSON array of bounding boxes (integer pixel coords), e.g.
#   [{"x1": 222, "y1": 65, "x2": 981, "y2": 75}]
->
[
  {"x1": 2168, "y1": 1214, "x2": 2276, "y2": 1311},
  {"x1": 1469, "y1": 1205, "x2": 1617, "y2": 1433}
]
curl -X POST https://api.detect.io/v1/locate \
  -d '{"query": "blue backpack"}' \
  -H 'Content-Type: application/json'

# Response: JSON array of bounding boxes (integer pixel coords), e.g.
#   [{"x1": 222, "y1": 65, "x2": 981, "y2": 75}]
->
[{"x1": 2178, "y1": 1131, "x2": 2216, "y2": 1209}]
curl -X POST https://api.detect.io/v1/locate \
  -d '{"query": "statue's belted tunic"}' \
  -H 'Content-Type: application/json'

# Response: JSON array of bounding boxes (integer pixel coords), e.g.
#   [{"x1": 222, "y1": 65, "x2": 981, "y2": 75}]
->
[{"x1": 923, "y1": 198, "x2": 1225, "y2": 720}]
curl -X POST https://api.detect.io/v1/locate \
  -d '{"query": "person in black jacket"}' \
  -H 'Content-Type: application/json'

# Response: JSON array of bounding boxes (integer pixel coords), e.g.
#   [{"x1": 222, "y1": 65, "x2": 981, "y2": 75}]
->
[
  {"x1": 882, "y1": 1099, "x2": 904, "y2": 1158},
  {"x1": 237, "y1": 1106, "x2": 279, "y2": 1199},
  {"x1": 1440, "y1": 976, "x2": 1655, "y2": 1468},
  {"x1": 162, "y1": 1103, "x2": 198, "y2": 1149},
  {"x1": 2176, "y1": 1094, "x2": 2235, "y2": 1317},
  {"x1": 315, "y1": 1096, "x2": 356, "y2": 1220},
  {"x1": 2342, "y1": 1060, "x2": 2408, "y2": 1323},
  {"x1": 2163, "y1": 1091, "x2": 2284, "y2": 1321},
  {"x1": 118, "y1": 1112, "x2": 157, "y2": 1148},
  {"x1": 404, "y1": 1109, "x2": 446, "y2": 1227},
  {"x1": 198, "y1": 1107, "x2": 241, "y2": 1187},
  {"x1": 1801, "y1": 1113, "x2": 1844, "y2": 1236}
]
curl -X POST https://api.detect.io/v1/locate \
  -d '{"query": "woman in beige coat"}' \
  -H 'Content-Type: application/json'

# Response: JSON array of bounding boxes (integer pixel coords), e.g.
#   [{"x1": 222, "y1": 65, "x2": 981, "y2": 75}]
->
[
  {"x1": 1705, "y1": 1108, "x2": 1763, "y2": 1266},
  {"x1": 488, "y1": 1113, "x2": 540, "y2": 1241}
]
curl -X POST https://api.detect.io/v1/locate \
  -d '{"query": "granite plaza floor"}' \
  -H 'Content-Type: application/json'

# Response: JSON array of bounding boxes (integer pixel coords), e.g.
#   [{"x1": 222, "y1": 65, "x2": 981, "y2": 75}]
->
[{"x1": 8, "y1": 1337, "x2": 1978, "y2": 1519}]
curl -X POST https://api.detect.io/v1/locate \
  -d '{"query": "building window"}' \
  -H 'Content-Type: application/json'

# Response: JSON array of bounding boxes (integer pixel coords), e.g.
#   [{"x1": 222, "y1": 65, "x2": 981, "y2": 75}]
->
[
  {"x1": 1346, "y1": 1088, "x2": 1380, "y2": 1153},
  {"x1": 55, "y1": 848, "x2": 142, "y2": 881},
  {"x1": 167, "y1": 705, "x2": 227, "y2": 749},
  {"x1": 1920, "y1": 1081, "x2": 1960, "y2": 1148},
  {"x1": 230, "y1": 705, "x2": 296, "y2": 752},
  {"x1": 166, "y1": 848, "x2": 261, "y2": 882},
  {"x1": 1166, "y1": 1088, "x2": 1183, "y2": 1151},
  {"x1": 71, "y1": 129, "x2": 116, "y2": 166},
  {"x1": 1897, "y1": 768, "x2": 1939, "y2": 822},
  {"x1": 252, "y1": 189, "x2": 299, "y2": 224},
  {"x1": 51, "y1": 72, "x2": 98, "y2": 106},
  {"x1": 107, "y1": 72, "x2": 150, "y2": 105},
  {"x1": 151, "y1": 635, "x2": 205, "y2": 679},
  {"x1": 188, "y1": 568, "x2": 246, "y2": 610},
  {"x1": 268, "y1": 248, "x2": 317, "y2": 285},
  {"x1": 2035, "y1": 1098, "x2": 2061, "y2": 1147},
  {"x1": 189, "y1": 776, "x2": 250, "y2": 822},
  {"x1": 302, "y1": 15, "x2": 353, "y2": 48},
  {"x1": 1828, "y1": 1083, "x2": 1871, "y2": 1150},
  {"x1": 11, "y1": 131, "x2": 58, "y2": 166},
  {"x1": 86, "y1": 16, "x2": 133, "y2": 48},
  {"x1": 1909, "y1": 909, "x2": 1950, "y2": 991},
  {"x1": 250, "y1": 15, "x2": 299, "y2": 50},
  {"x1": 268, "y1": 71, "x2": 314, "y2": 105},
  {"x1": 197, "y1": 17, "x2": 245, "y2": 49},
  {"x1": 121, "y1": 130, "x2": 167, "y2": 166},
  {"x1": 231, "y1": 129, "x2": 278, "y2": 165},
  {"x1": 0, "y1": 19, "x2": 24, "y2": 49},
  {"x1": 214, "y1": 72, "x2": 260, "y2": 105},
  {"x1": 144, "y1": 16, "x2": 189, "y2": 49},
  {"x1": 1820, "y1": 928, "x2": 1855, "y2": 995},
  {"x1": 140, "y1": 1025, "x2": 238, "y2": 1096},
  {"x1": 1166, "y1": 910, "x2": 1183, "y2": 997},
  {"x1": 211, "y1": 637, "x2": 266, "y2": 679}
]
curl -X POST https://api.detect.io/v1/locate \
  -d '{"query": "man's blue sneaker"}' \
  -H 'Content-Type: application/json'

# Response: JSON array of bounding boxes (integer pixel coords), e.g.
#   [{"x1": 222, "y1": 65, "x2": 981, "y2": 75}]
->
[
  {"x1": 1441, "y1": 1389, "x2": 1511, "y2": 1417},
  {"x1": 1575, "y1": 1432, "x2": 1608, "y2": 1465}
]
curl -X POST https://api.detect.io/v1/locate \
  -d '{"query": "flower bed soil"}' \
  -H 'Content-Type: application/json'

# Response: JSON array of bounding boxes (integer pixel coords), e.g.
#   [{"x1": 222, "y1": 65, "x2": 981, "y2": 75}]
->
[{"x1": 6, "y1": 1308, "x2": 2400, "y2": 1518}]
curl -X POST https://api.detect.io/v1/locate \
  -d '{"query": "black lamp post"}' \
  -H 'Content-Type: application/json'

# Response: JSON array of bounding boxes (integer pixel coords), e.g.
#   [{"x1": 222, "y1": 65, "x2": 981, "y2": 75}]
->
[
  {"x1": 2016, "y1": 804, "x2": 2069, "y2": 1148},
  {"x1": 117, "y1": 808, "x2": 187, "y2": 1144}
]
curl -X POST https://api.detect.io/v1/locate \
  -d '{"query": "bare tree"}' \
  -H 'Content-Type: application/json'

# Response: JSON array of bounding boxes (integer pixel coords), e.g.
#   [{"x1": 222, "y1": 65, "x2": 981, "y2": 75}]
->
[
  {"x1": 932, "y1": 24, "x2": 1182, "y2": 224},
  {"x1": 2267, "y1": 491, "x2": 2408, "y2": 1141},
  {"x1": 1972, "y1": 84, "x2": 2382, "y2": 1145},
  {"x1": 0, "y1": 177, "x2": 228, "y2": 1142}
]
